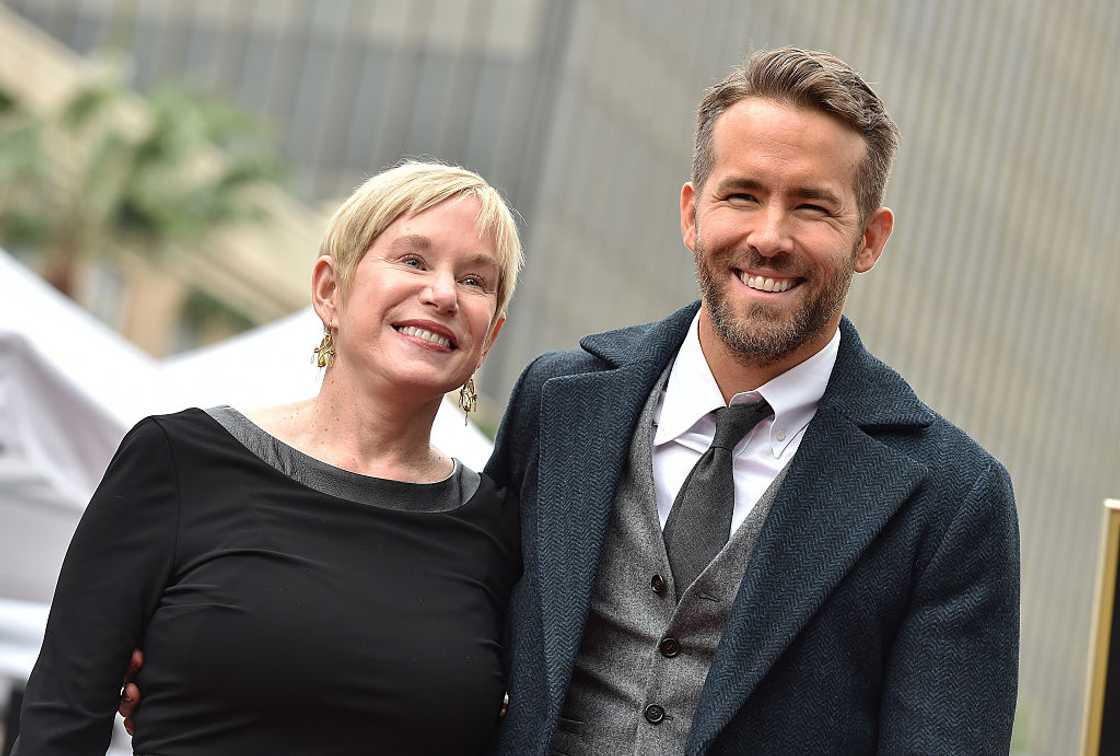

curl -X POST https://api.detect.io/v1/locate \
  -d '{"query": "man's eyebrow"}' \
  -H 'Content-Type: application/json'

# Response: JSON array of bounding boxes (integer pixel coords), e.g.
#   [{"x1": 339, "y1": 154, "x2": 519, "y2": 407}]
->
[
  {"x1": 713, "y1": 177, "x2": 766, "y2": 195},
  {"x1": 712, "y1": 177, "x2": 842, "y2": 207},
  {"x1": 791, "y1": 186, "x2": 843, "y2": 206}
]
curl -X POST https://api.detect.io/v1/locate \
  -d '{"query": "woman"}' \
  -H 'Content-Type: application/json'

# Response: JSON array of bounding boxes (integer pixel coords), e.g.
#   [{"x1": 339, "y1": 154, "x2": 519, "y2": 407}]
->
[{"x1": 14, "y1": 161, "x2": 524, "y2": 755}]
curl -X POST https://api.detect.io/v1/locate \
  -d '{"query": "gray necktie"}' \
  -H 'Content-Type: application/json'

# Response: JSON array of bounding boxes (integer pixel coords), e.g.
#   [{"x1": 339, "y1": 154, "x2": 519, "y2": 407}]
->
[{"x1": 663, "y1": 400, "x2": 773, "y2": 598}]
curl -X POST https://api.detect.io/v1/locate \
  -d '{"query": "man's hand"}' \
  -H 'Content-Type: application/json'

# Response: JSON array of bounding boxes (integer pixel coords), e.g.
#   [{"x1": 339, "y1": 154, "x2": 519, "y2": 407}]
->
[{"x1": 117, "y1": 649, "x2": 143, "y2": 736}]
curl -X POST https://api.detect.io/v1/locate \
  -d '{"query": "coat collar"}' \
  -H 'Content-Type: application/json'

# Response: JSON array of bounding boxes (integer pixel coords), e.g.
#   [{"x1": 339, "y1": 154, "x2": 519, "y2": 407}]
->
[
  {"x1": 582, "y1": 303, "x2": 935, "y2": 431},
  {"x1": 821, "y1": 317, "x2": 936, "y2": 429},
  {"x1": 579, "y1": 300, "x2": 700, "y2": 369}
]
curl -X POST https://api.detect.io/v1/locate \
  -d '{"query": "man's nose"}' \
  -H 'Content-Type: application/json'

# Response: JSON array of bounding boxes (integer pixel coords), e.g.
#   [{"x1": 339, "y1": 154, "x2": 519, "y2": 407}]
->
[{"x1": 749, "y1": 207, "x2": 793, "y2": 257}]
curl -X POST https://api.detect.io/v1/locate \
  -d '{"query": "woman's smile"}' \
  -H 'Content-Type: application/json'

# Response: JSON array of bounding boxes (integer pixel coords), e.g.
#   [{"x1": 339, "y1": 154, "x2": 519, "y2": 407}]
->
[{"x1": 393, "y1": 320, "x2": 458, "y2": 352}]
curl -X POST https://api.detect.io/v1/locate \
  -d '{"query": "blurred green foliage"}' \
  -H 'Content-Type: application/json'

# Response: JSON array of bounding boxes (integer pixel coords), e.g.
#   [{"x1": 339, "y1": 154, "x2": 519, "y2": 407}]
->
[
  {"x1": 0, "y1": 86, "x2": 50, "y2": 251},
  {"x1": 0, "y1": 70, "x2": 286, "y2": 298},
  {"x1": 180, "y1": 285, "x2": 255, "y2": 337}
]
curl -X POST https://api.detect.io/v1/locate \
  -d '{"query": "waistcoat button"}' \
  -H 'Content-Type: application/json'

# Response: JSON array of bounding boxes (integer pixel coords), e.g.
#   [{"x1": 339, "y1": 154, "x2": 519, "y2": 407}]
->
[
  {"x1": 658, "y1": 637, "x2": 680, "y2": 657},
  {"x1": 644, "y1": 704, "x2": 666, "y2": 724},
  {"x1": 650, "y1": 573, "x2": 667, "y2": 594}
]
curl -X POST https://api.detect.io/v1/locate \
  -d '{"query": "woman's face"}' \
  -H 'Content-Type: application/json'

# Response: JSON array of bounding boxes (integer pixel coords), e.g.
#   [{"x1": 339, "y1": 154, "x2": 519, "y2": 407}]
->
[{"x1": 329, "y1": 196, "x2": 504, "y2": 402}]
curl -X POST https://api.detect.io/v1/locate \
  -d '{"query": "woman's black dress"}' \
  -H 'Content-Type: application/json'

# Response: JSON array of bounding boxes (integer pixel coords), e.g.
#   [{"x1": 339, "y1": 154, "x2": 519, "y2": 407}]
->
[{"x1": 15, "y1": 407, "x2": 519, "y2": 755}]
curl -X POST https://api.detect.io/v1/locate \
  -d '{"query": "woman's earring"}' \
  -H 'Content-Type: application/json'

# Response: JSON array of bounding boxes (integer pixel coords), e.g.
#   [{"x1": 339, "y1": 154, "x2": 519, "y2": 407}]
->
[
  {"x1": 458, "y1": 376, "x2": 478, "y2": 424},
  {"x1": 313, "y1": 326, "x2": 336, "y2": 368}
]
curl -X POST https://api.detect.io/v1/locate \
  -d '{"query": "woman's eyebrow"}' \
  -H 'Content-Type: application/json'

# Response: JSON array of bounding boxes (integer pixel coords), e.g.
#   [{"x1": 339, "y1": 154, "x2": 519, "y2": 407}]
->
[
  {"x1": 389, "y1": 235, "x2": 432, "y2": 254},
  {"x1": 388, "y1": 235, "x2": 497, "y2": 271},
  {"x1": 460, "y1": 252, "x2": 500, "y2": 269}
]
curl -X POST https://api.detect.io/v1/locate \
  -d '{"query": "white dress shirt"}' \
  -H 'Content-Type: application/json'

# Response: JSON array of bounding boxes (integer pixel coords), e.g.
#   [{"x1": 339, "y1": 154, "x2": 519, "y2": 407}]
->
[{"x1": 652, "y1": 313, "x2": 840, "y2": 533}]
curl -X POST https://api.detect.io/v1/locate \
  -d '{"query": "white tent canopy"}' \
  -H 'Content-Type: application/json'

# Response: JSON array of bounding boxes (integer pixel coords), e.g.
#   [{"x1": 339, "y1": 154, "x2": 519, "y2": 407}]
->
[{"x1": 0, "y1": 251, "x2": 169, "y2": 604}]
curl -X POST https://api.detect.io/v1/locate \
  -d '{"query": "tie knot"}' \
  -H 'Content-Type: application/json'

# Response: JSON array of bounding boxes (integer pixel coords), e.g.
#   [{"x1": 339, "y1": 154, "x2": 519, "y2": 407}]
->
[{"x1": 710, "y1": 400, "x2": 772, "y2": 450}]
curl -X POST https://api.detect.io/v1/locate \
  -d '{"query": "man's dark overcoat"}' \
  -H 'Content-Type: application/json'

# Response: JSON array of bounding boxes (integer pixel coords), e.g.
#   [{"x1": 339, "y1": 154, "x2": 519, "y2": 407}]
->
[{"x1": 485, "y1": 302, "x2": 1019, "y2": 755}]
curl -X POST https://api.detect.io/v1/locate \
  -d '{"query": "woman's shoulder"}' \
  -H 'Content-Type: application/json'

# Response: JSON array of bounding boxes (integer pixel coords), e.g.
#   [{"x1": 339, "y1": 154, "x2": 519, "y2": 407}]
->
[
  {"x1": 463, "y1": 466, "x2": 519, "y2": 526},
  {"x1": 455, "y1": 465, "x2": 521, "y2": 575},
  {"x1": 468, "y1": 466, "x2": 498, "y2": 496},
  {"x1": 128, "y1": 407, "x2": 217, "y2": 436},
  {"x1": 120, "y1": 408, "x2": 232, "y2": 460}
]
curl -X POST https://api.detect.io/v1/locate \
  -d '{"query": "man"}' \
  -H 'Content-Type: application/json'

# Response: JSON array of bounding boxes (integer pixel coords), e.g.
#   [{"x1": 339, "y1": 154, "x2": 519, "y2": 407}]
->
[
  {"x1": 120, "y1": 47, "x2": 1018, "y2": 753},
  {"x1": 484, "y1": 48, "x2": 1018, "y2": 754}
]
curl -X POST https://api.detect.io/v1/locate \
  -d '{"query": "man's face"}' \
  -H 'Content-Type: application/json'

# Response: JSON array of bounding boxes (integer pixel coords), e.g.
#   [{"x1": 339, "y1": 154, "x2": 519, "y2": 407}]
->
[{"x1": 681, "y1": 97, "x2": 892, "y2": 368}]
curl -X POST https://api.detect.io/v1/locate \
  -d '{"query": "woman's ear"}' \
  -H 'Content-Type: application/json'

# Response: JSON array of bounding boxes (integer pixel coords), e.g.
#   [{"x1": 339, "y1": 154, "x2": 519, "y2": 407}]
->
[
  {"x1": 311, "y1": 255, "x2": 340, "y2": 328},
  {"x1": 477, "y1": 315, "x2": 506, "y2": 368}
]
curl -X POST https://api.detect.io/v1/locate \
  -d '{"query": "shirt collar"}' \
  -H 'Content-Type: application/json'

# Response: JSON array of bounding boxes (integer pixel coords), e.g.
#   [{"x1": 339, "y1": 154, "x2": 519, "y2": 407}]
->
[{"x1": 653, "y1": 312, "x2": 840, "y2": 454}]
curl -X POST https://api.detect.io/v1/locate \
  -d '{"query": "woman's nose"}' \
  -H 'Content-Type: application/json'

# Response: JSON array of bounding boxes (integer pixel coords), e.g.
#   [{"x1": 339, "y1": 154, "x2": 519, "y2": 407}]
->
[{"x1": 419, "y1": 272, "x2": 458, "y2": 313}]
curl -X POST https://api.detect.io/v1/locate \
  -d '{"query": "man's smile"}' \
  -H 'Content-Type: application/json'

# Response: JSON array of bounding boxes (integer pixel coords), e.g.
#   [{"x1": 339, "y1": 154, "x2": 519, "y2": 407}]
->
[{"x1": 734, "y1": 269, "x2": 804, "y2": 294}]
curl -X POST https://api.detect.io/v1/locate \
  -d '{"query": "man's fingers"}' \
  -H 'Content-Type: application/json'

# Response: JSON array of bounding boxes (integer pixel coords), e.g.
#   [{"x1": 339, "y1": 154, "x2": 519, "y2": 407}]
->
[
  {"x1": 119, "y1": 650, "x2": 144, "y2": 737},
  {"x1": 126, "y1": 648, "x2": 144, "y2": 679},
  {"x1": 118, "y1": 682, "x2": 140, "y2": 717}
]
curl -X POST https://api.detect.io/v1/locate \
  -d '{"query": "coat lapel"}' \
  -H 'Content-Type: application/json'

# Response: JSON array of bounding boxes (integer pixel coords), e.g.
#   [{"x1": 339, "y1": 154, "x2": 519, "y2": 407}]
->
[
  {"x1": 686, "y1": 318, "x2": 935, "y2": 754},
  {"x1": 535, "y1": 303, "x2": 698, "y2": 713}
]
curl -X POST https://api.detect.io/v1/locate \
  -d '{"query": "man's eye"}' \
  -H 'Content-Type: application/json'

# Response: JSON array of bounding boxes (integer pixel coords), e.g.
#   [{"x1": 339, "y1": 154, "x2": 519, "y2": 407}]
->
[
  {"x1": 728, "y1": 193, "x2": 758, "y2": 203},
  {"x1": 799, "y1": 204, "x2": 828, "y2": 214}
]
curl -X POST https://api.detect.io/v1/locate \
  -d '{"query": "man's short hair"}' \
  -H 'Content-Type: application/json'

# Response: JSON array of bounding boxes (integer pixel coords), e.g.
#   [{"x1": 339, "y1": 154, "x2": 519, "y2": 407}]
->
[
  {"x1": 319, "y1": 160, "x2": 524, "y2": 318},
  {"x1": 692, "y1": 47, "x2": 900, "y2": 221}
]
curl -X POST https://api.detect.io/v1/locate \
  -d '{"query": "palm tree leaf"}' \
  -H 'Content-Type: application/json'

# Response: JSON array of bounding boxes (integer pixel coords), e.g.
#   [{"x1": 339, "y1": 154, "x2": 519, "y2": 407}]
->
[{"x1": 60, "y1": 84, "x2": 122, "y2": 131}]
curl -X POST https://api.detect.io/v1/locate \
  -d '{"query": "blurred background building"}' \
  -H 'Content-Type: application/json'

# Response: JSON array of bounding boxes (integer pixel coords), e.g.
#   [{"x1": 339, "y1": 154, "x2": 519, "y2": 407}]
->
[{"x1": 1, "y1": 1, "x2": 1118, "y2": 752}]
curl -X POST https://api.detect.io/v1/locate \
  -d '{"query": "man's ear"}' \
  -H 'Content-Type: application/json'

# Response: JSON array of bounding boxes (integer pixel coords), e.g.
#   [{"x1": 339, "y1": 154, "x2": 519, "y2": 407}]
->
[
  {"x1": 680, "y1": 182, "x2": 698, "y2": 253},
  {"x1": 854, "y1": 207, "x2": 894, "y2": 273},
  {"x1": 311, "y1": 255, "x2": 340, "y2": 328}
]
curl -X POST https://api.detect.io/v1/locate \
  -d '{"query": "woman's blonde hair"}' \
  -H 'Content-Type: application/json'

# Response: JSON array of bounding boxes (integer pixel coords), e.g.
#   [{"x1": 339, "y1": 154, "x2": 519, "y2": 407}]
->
[{"x1": 319, "y1": 160, "x2": 524, "y2": 317}]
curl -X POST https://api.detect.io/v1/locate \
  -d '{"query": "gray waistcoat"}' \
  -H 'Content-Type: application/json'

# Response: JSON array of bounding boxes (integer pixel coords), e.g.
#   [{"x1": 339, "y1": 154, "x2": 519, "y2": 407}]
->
[{"x1": 552, "y1": 374, "x2": 787, "y2": 756}]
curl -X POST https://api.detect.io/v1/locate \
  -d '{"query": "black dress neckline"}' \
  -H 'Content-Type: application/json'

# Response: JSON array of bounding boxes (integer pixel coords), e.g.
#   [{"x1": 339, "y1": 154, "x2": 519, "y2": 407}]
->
[{"x1": 204, "y1": 405, "x2": 481, "y2": 513}]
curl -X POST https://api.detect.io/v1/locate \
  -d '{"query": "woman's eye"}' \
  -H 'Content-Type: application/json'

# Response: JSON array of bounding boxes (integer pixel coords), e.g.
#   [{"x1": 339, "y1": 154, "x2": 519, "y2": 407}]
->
[
  {"x1": 461, "y1": 275, "x2": 486, "y2": 289},
  {"x1": 401, "y1": 255, "x2": 424, "y2": 268}
]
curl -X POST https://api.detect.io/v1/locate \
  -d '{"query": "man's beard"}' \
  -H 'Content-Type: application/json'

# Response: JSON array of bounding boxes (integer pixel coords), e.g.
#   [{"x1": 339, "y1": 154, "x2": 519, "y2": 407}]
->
[{"x1": 694, "y1": 239, "x2": 856, "y2": 366}]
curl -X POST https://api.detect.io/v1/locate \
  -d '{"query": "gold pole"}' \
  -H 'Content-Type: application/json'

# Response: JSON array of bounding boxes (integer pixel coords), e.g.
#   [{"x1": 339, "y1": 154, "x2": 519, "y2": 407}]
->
[{"x1": 1082, "y1": 499, "x2": 1120, "y2": 756}]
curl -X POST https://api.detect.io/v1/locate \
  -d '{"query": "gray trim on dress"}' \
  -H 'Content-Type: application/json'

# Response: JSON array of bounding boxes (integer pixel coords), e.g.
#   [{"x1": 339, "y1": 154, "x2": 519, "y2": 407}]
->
[{"x1": 205, "y1": 405, "x2": 480, "y2": 512}]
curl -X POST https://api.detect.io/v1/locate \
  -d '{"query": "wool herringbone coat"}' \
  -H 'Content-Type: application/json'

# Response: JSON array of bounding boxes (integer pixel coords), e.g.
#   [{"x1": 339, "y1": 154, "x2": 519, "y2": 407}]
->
[{"x1": 485, "y1": 302, "x2": 1019, "y2": 755}]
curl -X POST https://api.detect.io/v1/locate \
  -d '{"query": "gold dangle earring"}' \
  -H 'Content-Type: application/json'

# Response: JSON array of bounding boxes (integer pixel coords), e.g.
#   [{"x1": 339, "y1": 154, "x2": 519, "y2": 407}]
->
[
  {"x1": 458, "y1": 376, "x2": 478, "y2": 425},
  {"x1": 313, "y1": 325, "x2": 336, "y2": 368}
]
